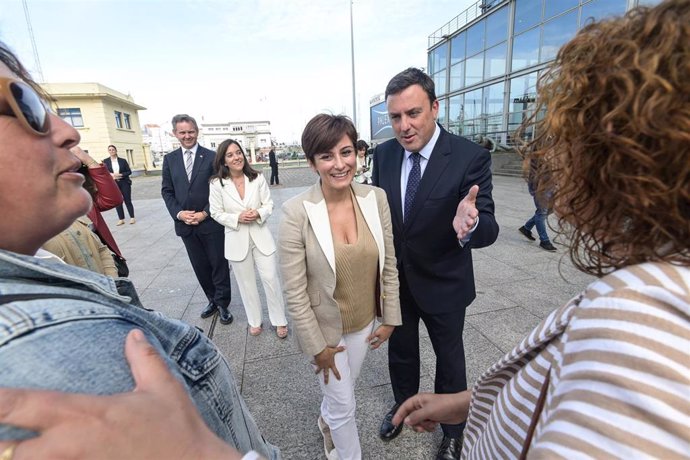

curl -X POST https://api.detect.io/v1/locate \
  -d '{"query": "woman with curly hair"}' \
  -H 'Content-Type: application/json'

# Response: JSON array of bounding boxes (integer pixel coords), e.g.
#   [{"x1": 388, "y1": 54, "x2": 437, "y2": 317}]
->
[{"x1": 394, "y1": 1, "x2": 690, "y2": 458}]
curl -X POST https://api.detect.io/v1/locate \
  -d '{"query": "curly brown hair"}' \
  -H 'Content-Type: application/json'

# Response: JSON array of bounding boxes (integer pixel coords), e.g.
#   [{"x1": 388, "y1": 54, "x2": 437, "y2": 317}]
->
[{"x1": 517, "y1": 0, "x2": 690, "y2": 276}]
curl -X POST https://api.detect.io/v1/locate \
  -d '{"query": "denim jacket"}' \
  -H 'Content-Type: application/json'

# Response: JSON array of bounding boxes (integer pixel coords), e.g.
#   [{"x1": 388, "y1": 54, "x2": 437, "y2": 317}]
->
[{"x1": 0, "y1": 249, "x2": 279, "y2": 459}]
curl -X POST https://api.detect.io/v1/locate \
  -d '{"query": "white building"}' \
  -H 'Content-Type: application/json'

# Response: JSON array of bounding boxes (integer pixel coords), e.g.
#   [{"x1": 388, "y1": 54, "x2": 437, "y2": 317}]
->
[{"x1": 200, "y1": 120, "x2": 272, "y2": 163}]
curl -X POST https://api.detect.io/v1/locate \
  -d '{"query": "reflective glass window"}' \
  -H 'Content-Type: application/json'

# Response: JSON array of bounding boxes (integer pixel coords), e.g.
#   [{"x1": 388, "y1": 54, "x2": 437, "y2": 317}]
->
[
  {"x1": 485, "y1": 6, "x2": 509, "y2": 48},
  {"x1": 434, "y1": 71, "x2": 447, "y2": 96},
  {"x1": 449, "y1": 94, "x2": 464, "y2": 135},
  {"x1": 450, "y1": 32, "x2": 466, "y2": 65},
  {"x1": 437, "y1": 98, "x2": 447, "y2": 127},
  {"x1": 465, "y1": 52, "x2": 484, "y2": 86},
  {"x1": 636, "y1": 0, "x2": 663, "y2": 4},
  {"x1": 514, "y1": 0, "x2": 541, "y2": 35},
  {"x1": 430, "y1": 42, "x2": 448, "y2": 74},
  {"x1": 541, "y1": 9, "x2": 578, "y2": 62},
  {"x1": 466, "y1": 20, "x2": 486, "y2": 56},
  {"x1": 581, "y1": 0, "x2": 627, "y2": 27},
  {"x1": 449, "y1": 61, "x2": 465, "y2": 92},
  {"x1": 464, "y1": 88, "x2": 482, "y2": 120},
  {"x1": 511, "y1": 27, "x2": 540, "y2": 71},
  {"x1": 509, "y1": 72, "x2": 538, "y2": 112},
  {"x1": 544, "y1": 0, "x2": 578, "y2": 20},
  {"x1": 484, "y1": 42, "x2": 507, "y2": 79},
  {"x1": 483, "y1": 81, "x2": 505, "y2": 116}
]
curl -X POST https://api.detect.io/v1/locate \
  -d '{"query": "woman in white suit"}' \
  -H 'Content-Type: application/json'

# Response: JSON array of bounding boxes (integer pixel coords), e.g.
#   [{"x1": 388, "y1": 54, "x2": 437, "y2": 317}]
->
[
  {"x1": 209, "y1": 139, "x2": 288, "y2": 338},
  {"x1": 279, "y1": 115, "x2": 401, "y2": 460}
]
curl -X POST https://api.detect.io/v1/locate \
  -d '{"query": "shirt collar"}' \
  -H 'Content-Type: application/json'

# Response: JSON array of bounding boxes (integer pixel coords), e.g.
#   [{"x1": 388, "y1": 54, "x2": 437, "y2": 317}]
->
[
  {"x1": 184, "y1": 144, "x2": 199, "y2": 155},
  {"x1": 404, "y1": 123, "x2": 441, "y2": 162}
]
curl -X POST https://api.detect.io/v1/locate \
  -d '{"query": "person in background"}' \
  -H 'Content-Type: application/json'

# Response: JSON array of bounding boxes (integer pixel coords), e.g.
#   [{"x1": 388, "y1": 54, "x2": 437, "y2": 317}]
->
[
  {"x1": 161, "y1": 114, "x2": 233, "y2": 324},
  {"x1": 372, "y1": 67, "x2": 498, "y2": 460},
  {"x1": 518, "y1": 157, "x2": 556, "y2": 251},
  {"x1": 0, "y1": 39, "x2": 278, "y2": 460},
  {"x1": 268, "y1": 148, "x2": 279, "y2": 186},
  {"x1": 71, "y1": 145, "x2": 129, "y2": 277},
  {"x1": 209, "y1": 139, "x2": 289, "y2": 338},
  {"x1": 393, "y1": 1, "x2": 690, "y2": 458},
  {"x1": 103, "y1": 145, "x2": 135, "y2": 225},
  {"x1": 279, "y1": 114, "x2": 401, "y2": 460},
  {"x1": 42, "y1": 215, "x2": 118, "y2": 277},
  {"x1": 354, "y1": 139, "x2": 370, "y2": 185}
]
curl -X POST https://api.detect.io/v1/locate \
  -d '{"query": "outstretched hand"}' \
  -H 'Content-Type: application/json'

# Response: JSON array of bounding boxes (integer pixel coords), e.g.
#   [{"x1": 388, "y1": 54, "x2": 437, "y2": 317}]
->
[
  {"x1": 0, "y1": 330, "x2": 242, "y2": 460},
  {"x1": 453, "y1": 185, "x2": 479, "y2": 240},
  {"x1": 392, "y1": 391, "x2": 472, "y2": 433}
]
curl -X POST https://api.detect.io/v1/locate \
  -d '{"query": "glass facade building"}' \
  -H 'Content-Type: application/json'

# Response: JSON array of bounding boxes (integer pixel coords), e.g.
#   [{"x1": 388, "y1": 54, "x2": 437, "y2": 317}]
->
[{"x1": 428, "y1": 0, "x2": 661, "y2": 145}]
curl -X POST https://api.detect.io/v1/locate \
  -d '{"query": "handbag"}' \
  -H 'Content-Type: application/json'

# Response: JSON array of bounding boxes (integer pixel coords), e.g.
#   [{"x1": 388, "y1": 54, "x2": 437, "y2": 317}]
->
[{"x1": 112, "y1": 253, "x2": 129, "y2": 278}]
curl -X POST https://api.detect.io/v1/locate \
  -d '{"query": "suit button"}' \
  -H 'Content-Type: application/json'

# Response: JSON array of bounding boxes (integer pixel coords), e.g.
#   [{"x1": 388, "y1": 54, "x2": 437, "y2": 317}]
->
[{"x1": 381, "y1": 294, "x2": 386, "y2": 299}]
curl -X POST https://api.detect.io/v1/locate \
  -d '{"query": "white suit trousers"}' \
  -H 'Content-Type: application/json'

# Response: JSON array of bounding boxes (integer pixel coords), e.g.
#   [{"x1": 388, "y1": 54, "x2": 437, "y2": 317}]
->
[
  {"x1": 230, "y1": 238, "x2": 287, "y2": 328},
  {"x1": 317, "y1": 320, "x2": 375, "y2": 460}
]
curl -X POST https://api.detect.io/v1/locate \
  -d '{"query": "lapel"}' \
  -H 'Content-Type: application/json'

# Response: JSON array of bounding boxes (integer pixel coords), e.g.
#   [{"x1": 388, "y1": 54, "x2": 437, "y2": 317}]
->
[
  {"x1": 302, "y1": 184, "x2": 336, "y2": 275},
  {"x1": 353, "y1": 184, "x2": 385, "y2": 275},
  {"x1": 387, "y1": 145, "x2": 405, "y2": 228},
  {"x1": 404, "y1": 129, "x2": 451, "y2": 230}
]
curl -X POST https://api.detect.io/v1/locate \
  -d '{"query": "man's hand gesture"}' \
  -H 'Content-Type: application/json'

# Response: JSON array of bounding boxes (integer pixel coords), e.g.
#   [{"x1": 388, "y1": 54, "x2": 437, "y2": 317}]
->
[{"x1": 453, "y1": 185, "x2": 479, "y2": 240}]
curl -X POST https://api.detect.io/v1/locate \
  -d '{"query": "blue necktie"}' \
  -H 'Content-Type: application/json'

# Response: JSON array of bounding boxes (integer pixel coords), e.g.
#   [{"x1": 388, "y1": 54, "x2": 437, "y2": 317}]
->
[{"x1": 404, "y1": 152, "x2": 421, "y2": 221}]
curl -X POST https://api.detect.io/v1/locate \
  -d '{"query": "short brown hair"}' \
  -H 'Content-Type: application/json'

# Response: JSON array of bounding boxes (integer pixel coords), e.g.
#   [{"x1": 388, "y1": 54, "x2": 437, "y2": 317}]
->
[
  {"x1": 171, "y1": 114, "x2": 198, "y2": 132},
  {"x1": 301, "y1": 114, "x2": 357, "y2": 163},
  {"x1": 517, "y1": 0, "x2": 690, "y2": 276}
]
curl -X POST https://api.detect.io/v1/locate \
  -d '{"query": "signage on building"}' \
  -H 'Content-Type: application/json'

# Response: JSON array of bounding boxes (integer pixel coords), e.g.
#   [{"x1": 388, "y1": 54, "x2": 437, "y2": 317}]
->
[
  {"x1": 370, "y1": 100, "x2": 393, "y2": 141},
  {"x1": 512, "y1": 95, "x2": 536, "y2": 104}
]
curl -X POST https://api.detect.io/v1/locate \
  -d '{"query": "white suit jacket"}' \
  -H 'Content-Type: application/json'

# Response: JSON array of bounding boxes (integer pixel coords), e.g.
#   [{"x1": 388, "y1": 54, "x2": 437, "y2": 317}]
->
[{"x1": 209, "y1": 174, "x2": 276, "y2": 261}]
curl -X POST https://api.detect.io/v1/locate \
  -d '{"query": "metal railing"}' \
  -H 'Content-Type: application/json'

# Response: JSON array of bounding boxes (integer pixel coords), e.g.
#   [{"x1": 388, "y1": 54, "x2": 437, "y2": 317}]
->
[{"x1": 428, "y1": 0, "x2": 504, "y2": 49}]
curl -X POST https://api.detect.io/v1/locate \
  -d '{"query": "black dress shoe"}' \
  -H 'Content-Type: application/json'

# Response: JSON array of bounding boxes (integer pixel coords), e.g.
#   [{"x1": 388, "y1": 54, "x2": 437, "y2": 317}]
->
[
  {"x1": 200, "y1": 302, "x2": 217, "y2": 319},
  {"x1": 379, "y1": 403, "x2": 403, "y2": 441},
  {"x1": 436, "y1": 435, "x2": 462, "y2": 460},
  {"x1": 218, "y1": 305, "x2": 233, "y2": 325}
]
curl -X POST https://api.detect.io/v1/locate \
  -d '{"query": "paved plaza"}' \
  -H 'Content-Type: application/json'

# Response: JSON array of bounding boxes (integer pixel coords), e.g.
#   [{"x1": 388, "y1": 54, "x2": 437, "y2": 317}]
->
[{"x1": 111, "y1": 166, "x2": 594, "y2": 459}]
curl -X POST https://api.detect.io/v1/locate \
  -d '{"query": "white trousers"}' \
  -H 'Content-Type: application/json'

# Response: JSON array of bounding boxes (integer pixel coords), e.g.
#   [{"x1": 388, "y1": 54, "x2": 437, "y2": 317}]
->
[
  {"x1": 229, "y1": 238, "x2": 288, "y2": 328},
  {"x1": 317, "y1": 320, "x2": 375, "y2": 460}
]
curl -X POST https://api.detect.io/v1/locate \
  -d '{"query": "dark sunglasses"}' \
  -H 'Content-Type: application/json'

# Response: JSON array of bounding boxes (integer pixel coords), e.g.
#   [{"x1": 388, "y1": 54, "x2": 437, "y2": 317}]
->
[{"x1": 0, "y1": 77, "x2": 50, "y2": 136}]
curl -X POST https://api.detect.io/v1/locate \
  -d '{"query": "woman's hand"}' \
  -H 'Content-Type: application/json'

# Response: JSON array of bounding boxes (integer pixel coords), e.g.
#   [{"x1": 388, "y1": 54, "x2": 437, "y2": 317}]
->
[
  {"x1": 239, "y1": 209, "x2": 259, "y2": 224},
  {"x1": 366, "y1": 324, "x2": 394, "y2": 350},
  {"x1": 392, "y1": 391, "x2": 472, "y2": 433},
  {"x1": 313, "y1": 346, "x2": 345, "y2": 384}
]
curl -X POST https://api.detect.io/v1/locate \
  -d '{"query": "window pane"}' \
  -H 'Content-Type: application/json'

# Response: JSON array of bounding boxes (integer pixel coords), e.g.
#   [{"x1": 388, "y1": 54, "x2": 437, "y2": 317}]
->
[
  {"x1": 434, "y1": 71, "x2": 447, "y2": 96},
  {"x1": 484, "y1": 42, "x2": 507, "y2": 79},
  {"x1": 466, "y1": 20, "x2": 485, "y2": 56},
  {"x1": 463, "y1": 88, "x2": 482, "y2": 120},
  {"x1": 511, "y1": 27, "x2": 540, "y2": 71},
  {"x1": 514, "y1": 0, "x2": 542, "y2": 35},
  {"x1": 431, "y1": 42, "x2": 448, "y2": 74},
  {"x1": 544, "y1": 0, "x2": 578, "y2": 20},
  {"x1": 580, "y1": 0, "x2": 627, "y2": 27},
  {"x1": 437, "y1": 98, "x2": 447, "y2": 127},
  {"x1": 450, "y1": 32, "x2": 466, "y2": 65},
  {"x1": 508, "y1": 72, "x2": 538, "y2": 134},
  {"x1": 449, "y1": 94, "x2": 463, "y2": 135},
  {"x1": 449, "y1": 61, "x2": 465, "y2": 92},
  {"x1": 483, "y1": 82, "x2": 504, "y2": 116},
  {"x1": 485, "y1": 6, "x2": 509, "y2": 48},
  {"x1": 465, "y1": 52, "x2": 483, "y2": 86},
  {"x1": 541, "y1": 9, "x2": 578, "y2": 62}
]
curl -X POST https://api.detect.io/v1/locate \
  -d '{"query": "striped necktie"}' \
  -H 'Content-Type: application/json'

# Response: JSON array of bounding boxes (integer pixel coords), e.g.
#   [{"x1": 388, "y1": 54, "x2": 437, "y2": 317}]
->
[
  {"x1": 404, "y1": 152, "x2": 421, "y2": 221},
  {"x1": 184, "y1": 150, "x2": 193, "y2": 180}
]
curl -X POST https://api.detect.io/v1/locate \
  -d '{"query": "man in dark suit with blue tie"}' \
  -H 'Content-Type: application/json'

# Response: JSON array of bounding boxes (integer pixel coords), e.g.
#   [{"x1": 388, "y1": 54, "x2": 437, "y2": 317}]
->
[
  {"x1": 161, "y1": 114, "x2": 232, "y2": 324},
  {"x1": 372, "y1": 68, "x2": 499, "y2": 460}
]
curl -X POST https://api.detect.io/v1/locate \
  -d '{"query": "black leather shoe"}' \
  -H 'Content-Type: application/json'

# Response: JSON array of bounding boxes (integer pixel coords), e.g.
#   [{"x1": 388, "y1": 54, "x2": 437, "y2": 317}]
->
[
  {"x1": 200, "y1": 302, "x2": 217, "y2": 319},
  {"x1": 436, "y1": 435, "x2": 462, "y2": 460},
  {"x1": 379, "y1": 403, "x2": 403, "y2": 441},
  {"x1": 518, "y1": 226, "x2": 536, "y2": 241},
  {"x1": 218, "y1": 305, "x2": 233, "y2": 325}
]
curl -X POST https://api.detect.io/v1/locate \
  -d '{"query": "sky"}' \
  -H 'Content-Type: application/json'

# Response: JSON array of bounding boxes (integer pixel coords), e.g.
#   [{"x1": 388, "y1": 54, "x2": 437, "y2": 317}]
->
[{"x1": 0, "y1": 0, "x2": 475, "y2": 143}]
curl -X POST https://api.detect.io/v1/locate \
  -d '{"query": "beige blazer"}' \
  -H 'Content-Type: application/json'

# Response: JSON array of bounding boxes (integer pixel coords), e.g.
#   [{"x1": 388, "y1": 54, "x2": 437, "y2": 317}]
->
[
  {"x1": 209, "y1": 174, "x2": 276, "y2": 262},
  {"x1": 278, "y1": 181, "x2": 401, "y2": 357}
]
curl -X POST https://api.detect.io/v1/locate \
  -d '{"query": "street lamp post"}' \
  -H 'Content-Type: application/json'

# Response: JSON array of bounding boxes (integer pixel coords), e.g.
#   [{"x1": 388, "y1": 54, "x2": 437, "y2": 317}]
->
[{"x1": 350, "y1": 0, "x2": 357, "y2": 129}]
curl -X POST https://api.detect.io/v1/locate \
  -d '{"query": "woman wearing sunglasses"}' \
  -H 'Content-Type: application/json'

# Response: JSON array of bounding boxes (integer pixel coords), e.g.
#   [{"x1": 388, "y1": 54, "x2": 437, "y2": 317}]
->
[{"x1": 0, "y1": 41, "x2": 278, "y2": 460}]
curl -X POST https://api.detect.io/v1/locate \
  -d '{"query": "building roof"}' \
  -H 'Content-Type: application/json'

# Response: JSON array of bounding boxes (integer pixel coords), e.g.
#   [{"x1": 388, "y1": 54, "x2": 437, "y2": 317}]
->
[{"x1": 41, "y1": 82, "x2": 147, "y2": 110}]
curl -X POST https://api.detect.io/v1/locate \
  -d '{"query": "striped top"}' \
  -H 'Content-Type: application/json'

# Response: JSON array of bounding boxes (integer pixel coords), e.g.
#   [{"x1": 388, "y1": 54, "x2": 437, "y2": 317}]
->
[{"x1": 462, "y1": 262, "x2": 690, "y2": 459}]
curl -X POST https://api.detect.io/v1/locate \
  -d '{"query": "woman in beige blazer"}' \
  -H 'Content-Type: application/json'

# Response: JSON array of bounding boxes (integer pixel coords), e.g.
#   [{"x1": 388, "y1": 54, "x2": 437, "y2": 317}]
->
[
  {"x1": 279, "y1": 115, "x2": 401, "y2": 460},
  {"x1": 209, "y1": 139, "x2": 288, "y2": 338}
]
